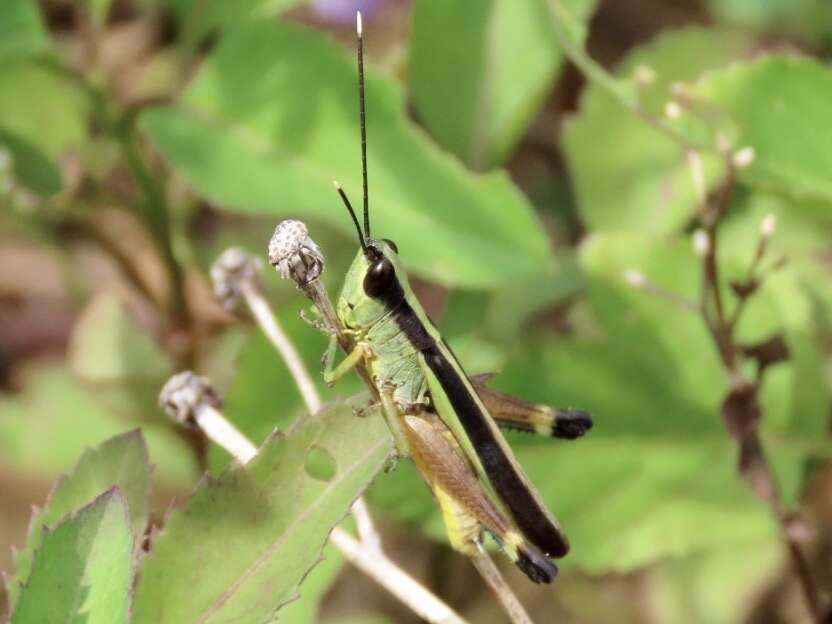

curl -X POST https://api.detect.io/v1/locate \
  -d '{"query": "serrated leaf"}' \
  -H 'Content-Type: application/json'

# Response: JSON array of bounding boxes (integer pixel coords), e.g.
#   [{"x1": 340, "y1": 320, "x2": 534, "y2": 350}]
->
[
  {"x1": 139, "y1": 20, "x2": 553, "y2": 288},
  {"x1": 213, "y1": 303, "x2": 367, "y2": 473},
  {"x1": 562, "y1": 27, "x2": 756, "y2": 234},
  {"x1": 693, "y1": 55, "x2": 832, "y2": 210},
  {"x1": 7, "y1": 431, "x2": 150, "y2": 611},
  {"x1": 67, "y1": 293, "x2": 171, "y2": 420},
  {"x1": 11, "y1": 489, "x2": 133, "y2": 624},
  {"x1": 0, "y1": 0, "x2": 48, "y2": 63},
  {"x1": 132, "y1": 398, "x2": 392, "y2": 624},
  {"x1": 409, "y1": 0, "x2": 597, "y2": 168},
  {"x1": 278, "y1": 542, "x2": 344, "y2": 624}
]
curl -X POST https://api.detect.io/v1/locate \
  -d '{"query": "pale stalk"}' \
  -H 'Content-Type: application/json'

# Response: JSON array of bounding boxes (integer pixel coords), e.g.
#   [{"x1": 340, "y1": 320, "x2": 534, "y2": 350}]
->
[
  {"x1": 471, "y1": 547, "x2": 534, "y2": 624},
  {"x1": 240, "y1": 280, "x2": 321, "y2": 413},
  {"x1": 187, "y1": 397, "x2": 468, "y2": 624},
  {"x1": 238, "y1": 279, "x2": 381, "y2": 552}
]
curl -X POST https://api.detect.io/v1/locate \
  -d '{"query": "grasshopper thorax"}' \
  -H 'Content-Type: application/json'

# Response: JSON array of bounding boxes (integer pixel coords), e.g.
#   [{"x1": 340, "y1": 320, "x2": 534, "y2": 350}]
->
[{"x1": 338, "y1": 239, "x2": 406, "y2": 330}]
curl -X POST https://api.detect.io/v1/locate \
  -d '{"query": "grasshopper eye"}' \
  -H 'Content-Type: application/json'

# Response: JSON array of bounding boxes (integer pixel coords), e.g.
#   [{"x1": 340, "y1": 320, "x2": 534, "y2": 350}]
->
[
  {"x1": 363, "y1": 257, "x2": 395, "y2": 297},
  {"x1": 381, "y1": 238, "x2": 398, "y2": 254}
]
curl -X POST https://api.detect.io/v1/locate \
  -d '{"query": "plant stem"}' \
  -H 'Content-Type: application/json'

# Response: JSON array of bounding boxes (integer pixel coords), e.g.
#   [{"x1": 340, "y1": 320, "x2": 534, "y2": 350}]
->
[
  {"x1": 546, "y1": 0, "x2": 714, "y2": 153},
  {"x1": 687, "y1": 153, "x2": 824, "y2": 623},
  {"x1": 233, "y1": 273, "x2": 383, "y2": 549},
  {"x1": 240, "y1": 281, "x2": 322, "y2": 414},
  {"x1": 115, "y1": 115, "x2": 190, "y2": 337},
  {"x1": 470, "y1": 547, "x2": 534, "y2": 624},
  {"x1": 188, "y1": 399, "x2": 468, "y2": 624}
]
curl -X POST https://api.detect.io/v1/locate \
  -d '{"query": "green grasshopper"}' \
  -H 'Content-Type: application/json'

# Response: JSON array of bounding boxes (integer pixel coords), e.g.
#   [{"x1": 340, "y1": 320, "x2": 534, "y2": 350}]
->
[{"x1": 323, "y1": 12, "x2": 592, "y2": 584}]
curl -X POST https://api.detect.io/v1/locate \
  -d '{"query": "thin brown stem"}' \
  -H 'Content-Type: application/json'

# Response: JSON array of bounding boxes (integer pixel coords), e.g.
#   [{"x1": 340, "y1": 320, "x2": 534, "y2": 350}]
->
[{"x1": 687, "y1": 155, "x2": 824, "y2": 623}]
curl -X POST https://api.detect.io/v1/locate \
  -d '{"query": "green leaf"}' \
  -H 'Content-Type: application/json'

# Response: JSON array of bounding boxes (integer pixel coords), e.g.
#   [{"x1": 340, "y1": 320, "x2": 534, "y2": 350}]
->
[
  {"x1": 6, "y1": 431, "x2": 150, "y2": 611},
  {"x1": 0, "y1": 59, "x2": 88, "y2": 194},
  {"x1": 132, "y1": 398, "x2": 392, "y2": 624},
  {"x1": 0, "y1": 366, "x2": 197, "y2": 489},
  {"x1": 373, "y1": 230, "x2": 829, "y2": 572},
  {"x1": 693, "y1": 55, "x2": 832, "y2": 209},
  {"x1": 278, "y1": 542, "x2": 344, "y2": 624},
  {"x1": 139, "y1": 21, "x2": 553, "y2": 288},
  {"x1": 0, "y1": 129, "x2": 61, "y2": 195},
  {"x1": 0, "y1": 0, "x2": 48, "y2": 63},
  {"x1": 165, "y1": 0, "x2": 305, "y2": 43},
  {"x1": 562, "y1": 27, "x2": 756, "y2": 233},
  {"x1": 409, "y1": 0, "x2": 597, "y2": 168},
  {"x1": 67, "y1": 293, "x2": 172, "y2": 420},
  {"x1": 649, "y1": 542, "x2": 782, "y2": 624},
  {"x1": 10, "y1": 489, "x2": 133, "y2": 624},
  {"x1": 705, "y1": 0, "x2": 832, "y2": 44}
]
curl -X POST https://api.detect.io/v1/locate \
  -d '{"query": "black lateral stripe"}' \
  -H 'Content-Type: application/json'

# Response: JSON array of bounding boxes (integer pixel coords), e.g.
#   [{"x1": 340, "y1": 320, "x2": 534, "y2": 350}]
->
[
  {"x1": 421, "y1": 341, "x2": 568, "y2": 557},
  {"x1": 383, "y1": 294, "x2": 568, "y2": 557}
]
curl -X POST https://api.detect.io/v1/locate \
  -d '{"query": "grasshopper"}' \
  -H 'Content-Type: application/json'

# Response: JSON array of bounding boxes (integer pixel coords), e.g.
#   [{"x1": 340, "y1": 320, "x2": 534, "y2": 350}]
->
[{"x1": 322, "y1": 12, "x2": 592, "y2": 584}]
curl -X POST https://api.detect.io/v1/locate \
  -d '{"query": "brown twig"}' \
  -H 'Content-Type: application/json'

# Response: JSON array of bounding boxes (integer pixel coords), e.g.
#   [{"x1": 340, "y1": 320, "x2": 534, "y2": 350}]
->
[{"x1": 690, "y1": 154, "x2": 824, "y2": 623}]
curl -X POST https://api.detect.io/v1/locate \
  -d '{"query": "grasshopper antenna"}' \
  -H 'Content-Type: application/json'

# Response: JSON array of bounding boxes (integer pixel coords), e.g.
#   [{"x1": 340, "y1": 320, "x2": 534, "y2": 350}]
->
[
  {"x1": 356, "y1": 10, "x2": 371, "y2": 240},
  {"x1": 333, "y1": 180, "x2": 367, "y2": 252}
]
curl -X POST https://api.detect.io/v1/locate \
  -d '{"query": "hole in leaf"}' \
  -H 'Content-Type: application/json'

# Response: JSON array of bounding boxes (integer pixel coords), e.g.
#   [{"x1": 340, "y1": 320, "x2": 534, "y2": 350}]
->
[{"x1": 305, "y1": 446, "x2": 336, "y2": 482}]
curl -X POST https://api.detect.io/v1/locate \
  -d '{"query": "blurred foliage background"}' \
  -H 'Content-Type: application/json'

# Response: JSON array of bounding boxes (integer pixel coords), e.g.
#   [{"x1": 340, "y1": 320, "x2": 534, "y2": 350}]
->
[{"x1": 1, "y1": 0, "x2": 831, "y2": 622}]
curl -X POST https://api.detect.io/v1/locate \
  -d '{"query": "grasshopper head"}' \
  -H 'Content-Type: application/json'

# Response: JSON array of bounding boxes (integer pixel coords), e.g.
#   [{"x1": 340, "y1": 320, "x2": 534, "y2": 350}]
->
[{"x1": 338, "y1": 238, "x2": 408, "y2": 330}]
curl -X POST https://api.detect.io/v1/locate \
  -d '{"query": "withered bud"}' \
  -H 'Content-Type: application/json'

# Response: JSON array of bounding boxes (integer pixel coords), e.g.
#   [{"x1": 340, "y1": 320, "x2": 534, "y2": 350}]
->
[
  {"x1": 159, "y1": 371, "x2": 221, "y2": 427},
  {"x1": 664, "y1": 101, "x2": 682, "y2": 120},
  {"x1": 623, "y1": 269, "x2": 647, "y2": 288},
  {"x1": 211, "y1": 247, "x2": 263, "y2": 312},
  {"x1": 692, "y1": 229, "x2": 710, "y2": 257},
  {"x1": 732, "y1": 146, "x2": 755, "y2": 169},
  {"x1": 268, "y1": 219, "x2": 325, "y2": 286}
]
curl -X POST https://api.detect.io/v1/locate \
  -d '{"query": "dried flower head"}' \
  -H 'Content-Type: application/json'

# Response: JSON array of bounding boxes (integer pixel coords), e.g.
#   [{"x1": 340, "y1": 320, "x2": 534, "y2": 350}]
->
[
  {"x1": 211, "y1": 247, "x2": 263, "y2": 312},
  {"x1": 268, "y1": 219, "x2": 325, "y2": 286},
  {"x1": 693, "y1": 229, "x2": 710, "y2": 257},
  {"x1": 733, "y1": 146, "x2": 756, "y2": 169},
  {"x1": 159, "y1": 370, "x2": 221, "y2": 427},
  {"x1": 623, "y1": 269, "x2": 647, "y2": 288}
]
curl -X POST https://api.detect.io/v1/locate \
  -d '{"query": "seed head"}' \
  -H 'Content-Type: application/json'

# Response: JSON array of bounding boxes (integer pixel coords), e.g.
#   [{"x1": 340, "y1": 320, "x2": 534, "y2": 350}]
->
[
  {"x1": 211, "y1": 248, "x2": 263, "y2": 312},
  {"x1": 159, "y1": 371, "x2": 221, "y2": 427},
  {"x1": 268, "y1": 219, "x2": 325, "y2": 286}
]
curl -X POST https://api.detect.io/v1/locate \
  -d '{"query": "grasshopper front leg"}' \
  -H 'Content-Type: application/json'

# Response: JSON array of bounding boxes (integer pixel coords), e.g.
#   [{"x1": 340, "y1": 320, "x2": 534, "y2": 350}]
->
[
  {"x1": 322, "y1": 336, "x2": 411, "y2": 458},
  {"x1": 322, "y1": 335, "x2": 367, "y2": 386}
]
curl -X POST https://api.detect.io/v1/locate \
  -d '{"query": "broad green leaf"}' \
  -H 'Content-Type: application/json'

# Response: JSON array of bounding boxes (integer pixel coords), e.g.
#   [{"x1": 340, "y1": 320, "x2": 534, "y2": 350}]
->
[
  {"x1": 562, "y1": 27, "x2": 755, "y2": 234},
  {"x1": 0, "y1": 129, "x2": 61, "y2": 195},
  {"x1": 140, "y1": 21, "x2": 553, "y2": 288},
  {"x1": 7, "y1": 431, "x2": 150, "y2": 611},
  {"x1": 0, "y1": 60, "x2": 87, "y2": 194},
  {"x1": 705, "y1": 0, "x2": 832, "y2": 44},
  {"x1": 0, "y1": 367, "x2": 197, "y2": 489},
  {"x1": 371, "y1": 230, "x2": 829, "y2": 571},
  {"x1": 213, "y1": 300, "x2": 363, "y2": 472},
  {"x1": 693, "y1": 55, "x2": 832, "y2": 209},
  {"x1": 11, "y1": 489, "x2": 133, "y2": 624},
  {"x1": 165, "y1": 0, "x2": 305, "y2": 43},
  {"x1": 0, "y1": 0, "x2": 47, "y2": 63},
  {"x1": 132, "y1": 398, "x2": 392, "y2": 624},
  {"x1": 278, "y1": 542, "x2": 344, "y2": 624},
  {"x1": 409, "y1": 0, "x2": 597, "y2": 168},
  {"x1": 67, "y1": 293, "x2": 172, "y2": 420}
]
